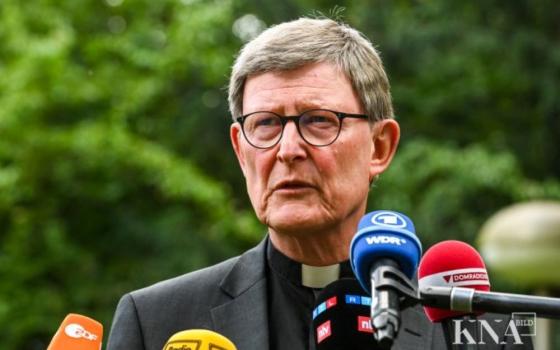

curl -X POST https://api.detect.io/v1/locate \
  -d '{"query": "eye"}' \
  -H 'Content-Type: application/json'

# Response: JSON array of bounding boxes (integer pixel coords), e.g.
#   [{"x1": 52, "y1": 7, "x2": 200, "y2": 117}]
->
[
  {"x1": 245, "y1": 112, "x2": 281, "y2": 132},
  {"x1": 301, "y1": 110, "x2": 339, "y2": 127},
  {"x1": 306, "y1": 115, "x2": 330, "y2": 123},
  {"x1": 255, "y1": 116, "x2": 279, "y2": 127}
]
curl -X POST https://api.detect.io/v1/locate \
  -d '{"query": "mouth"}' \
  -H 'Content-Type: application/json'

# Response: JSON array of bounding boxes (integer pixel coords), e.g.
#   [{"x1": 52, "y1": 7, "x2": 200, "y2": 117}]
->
[{"x1": 274, "y1": 180, "x2": 315, "y2": 192}]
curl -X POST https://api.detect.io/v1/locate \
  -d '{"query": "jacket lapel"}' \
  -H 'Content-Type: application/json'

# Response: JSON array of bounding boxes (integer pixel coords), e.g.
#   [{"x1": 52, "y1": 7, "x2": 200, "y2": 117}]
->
[
  {"x1": 393, "y1": 304, "x2": 434, "y2": 350},
  {"x1": 211, "y1": 239, "x2": 269, "y2": 350}
]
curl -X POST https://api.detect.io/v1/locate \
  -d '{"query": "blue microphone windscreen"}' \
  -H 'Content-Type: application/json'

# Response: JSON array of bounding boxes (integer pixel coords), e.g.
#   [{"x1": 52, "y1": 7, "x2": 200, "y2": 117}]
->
[{"x1": 350, "y1": 210, "x2": 422, "y2": 294}]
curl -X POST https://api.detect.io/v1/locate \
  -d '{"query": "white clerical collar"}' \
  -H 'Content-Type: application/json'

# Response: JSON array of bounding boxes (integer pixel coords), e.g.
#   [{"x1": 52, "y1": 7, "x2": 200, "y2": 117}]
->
[
  {"x1": 301, "y1": 263, "x2": 341, "y2": 288},
  {"x1": 267, "y1": 238, "x2": 352, "y2": 288}
]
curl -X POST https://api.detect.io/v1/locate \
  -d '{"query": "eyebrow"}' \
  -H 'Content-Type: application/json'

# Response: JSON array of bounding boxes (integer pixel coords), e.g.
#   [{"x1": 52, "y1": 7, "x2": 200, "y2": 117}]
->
[{"x1": 266, "y1": 101, "x2": 332, "y2": 114}]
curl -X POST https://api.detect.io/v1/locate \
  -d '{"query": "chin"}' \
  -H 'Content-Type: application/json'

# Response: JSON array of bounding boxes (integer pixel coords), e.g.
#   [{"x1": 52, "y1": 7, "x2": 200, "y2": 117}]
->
[{"x1": 265, "y1": 206, "x2": 330, "y2": 235}]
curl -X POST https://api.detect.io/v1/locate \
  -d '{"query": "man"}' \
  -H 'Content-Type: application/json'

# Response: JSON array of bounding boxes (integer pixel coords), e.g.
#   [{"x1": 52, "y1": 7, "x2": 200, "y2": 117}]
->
[{"x1": 107, "y1": 18, "x2": 531, "y2": 349}]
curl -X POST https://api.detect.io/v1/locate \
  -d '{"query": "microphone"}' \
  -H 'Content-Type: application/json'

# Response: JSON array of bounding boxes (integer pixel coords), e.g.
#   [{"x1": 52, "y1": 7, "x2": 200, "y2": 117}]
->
[
  {"x1": 418, "y1": 240, "x2": 560, "y2": 319},
  {"x1": 162, "y1": 329, "x2": 237, "y2": 350},
  {"x1": 418, "y1": 240, "x2": 490, "y2": 322},
  {"x1": 312, "y1": 278, "x2": 377, "y2": 349},
  {"x1": 47, "y1": 313, "x2": 103, "y2": 350},
  {"x1": 350, "y1": 210, "x2": 422, "y2": 348},
  {"x1": 418, "y1": 240, "x2": 490, "y2": 349}
]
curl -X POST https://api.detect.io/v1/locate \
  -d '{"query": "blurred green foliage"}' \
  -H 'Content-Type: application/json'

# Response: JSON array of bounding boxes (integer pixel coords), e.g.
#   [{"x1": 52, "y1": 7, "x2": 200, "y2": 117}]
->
[
  {"x1": 370, "y1": 139, "x2": 560, "y2": 245},
  {"x1": 0, "y1": 0, "x2": 558, "y2": 348}
]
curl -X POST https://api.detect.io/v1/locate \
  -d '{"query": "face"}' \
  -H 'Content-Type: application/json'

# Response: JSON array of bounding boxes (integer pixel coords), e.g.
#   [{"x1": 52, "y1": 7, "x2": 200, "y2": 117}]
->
[{"x1": 231, "y1": 62, "x2": 399, "y2": 237}]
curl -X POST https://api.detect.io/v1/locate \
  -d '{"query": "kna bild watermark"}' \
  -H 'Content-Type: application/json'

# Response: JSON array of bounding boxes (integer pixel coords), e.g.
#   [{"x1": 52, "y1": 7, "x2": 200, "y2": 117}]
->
[{"x1": 452, "y1": 312, "x2": 536, "y2": 345}]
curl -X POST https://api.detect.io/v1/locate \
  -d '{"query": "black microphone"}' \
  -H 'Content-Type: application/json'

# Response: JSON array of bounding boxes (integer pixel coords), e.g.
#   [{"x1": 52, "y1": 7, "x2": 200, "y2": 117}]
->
[
  {"x1": 312, "y1": 278, "x2": 377, "y2": 349},
  {"x1": 350, "y1": 211, "x2": 422, "y2": 348}
]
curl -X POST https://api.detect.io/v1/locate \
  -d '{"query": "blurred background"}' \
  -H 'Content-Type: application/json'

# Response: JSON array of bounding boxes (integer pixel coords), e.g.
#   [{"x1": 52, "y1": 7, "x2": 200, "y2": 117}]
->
[{"x1": 0, "y1": 0, "x2": 559, "y2": 348}]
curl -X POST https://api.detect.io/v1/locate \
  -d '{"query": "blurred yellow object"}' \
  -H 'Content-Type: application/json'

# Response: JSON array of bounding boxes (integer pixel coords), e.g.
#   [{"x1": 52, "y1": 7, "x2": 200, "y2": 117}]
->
[
  {"x1": 479, "y1": 201, "x2": 560, "y2": 288},
  {"x1": 162, "y1": 329, "x2": 237, "y2": 350}
]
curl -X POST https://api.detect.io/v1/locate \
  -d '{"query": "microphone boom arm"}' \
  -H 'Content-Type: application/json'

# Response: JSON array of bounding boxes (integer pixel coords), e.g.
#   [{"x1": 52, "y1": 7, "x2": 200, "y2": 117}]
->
[{"x1": 420, "y1": 286, "x2": 560, "y2": 319}]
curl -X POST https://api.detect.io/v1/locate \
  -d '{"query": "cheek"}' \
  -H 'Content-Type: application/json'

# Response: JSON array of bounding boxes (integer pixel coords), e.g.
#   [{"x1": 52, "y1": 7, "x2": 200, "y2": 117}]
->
[
  {"x1": 330, "y1": 140, "x2": 372, "y2": 186},
  {"x1": 244, "y1": 151, "x2": 274, "y2": 194}
]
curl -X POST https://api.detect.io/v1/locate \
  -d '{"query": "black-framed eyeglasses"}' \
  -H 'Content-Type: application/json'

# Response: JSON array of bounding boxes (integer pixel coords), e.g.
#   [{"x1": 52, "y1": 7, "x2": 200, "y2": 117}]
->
[{"x1": 235, "y1": 109, "x2": 369, "y2": 149}]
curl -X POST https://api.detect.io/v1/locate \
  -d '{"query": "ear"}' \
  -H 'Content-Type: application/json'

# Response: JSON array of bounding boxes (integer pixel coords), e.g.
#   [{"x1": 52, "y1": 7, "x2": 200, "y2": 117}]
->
[
  {"x1": 230, "y1": 122, "x2": 247, "y2": 177},
  {"x1": 369, "y1": 119, "x2": 400, "y2": 182}
]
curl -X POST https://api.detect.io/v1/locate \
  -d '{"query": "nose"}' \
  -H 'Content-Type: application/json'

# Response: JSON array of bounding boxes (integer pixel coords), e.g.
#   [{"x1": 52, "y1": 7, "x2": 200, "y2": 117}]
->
[{"x1": 276, "y1": 120, "x2": 307, "y2": 163}]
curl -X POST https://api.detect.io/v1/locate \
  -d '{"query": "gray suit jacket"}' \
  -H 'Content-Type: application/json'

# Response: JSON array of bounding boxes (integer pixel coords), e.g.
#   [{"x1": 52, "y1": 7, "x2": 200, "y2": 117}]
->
[{"x1": 106, "y1": 239, "x2": 532, "y2": 349}]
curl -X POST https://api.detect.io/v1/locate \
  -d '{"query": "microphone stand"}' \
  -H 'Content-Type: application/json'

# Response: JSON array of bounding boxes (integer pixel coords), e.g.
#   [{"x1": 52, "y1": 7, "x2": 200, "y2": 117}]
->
[
  {"x1": 369, "y1": 263, "x2": 418, "y2": 349},
  {"x1": 371, "y1": 272, "x2": 560, "y2": 349},
  {"x1": 420, "y1": 286, "x2": 560, "y2": 319}
]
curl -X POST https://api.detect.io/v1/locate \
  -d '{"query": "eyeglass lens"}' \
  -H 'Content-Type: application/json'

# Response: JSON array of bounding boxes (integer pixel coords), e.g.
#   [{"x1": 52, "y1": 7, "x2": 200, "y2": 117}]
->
[{"x1": 243, "y1": 110, "x2": 341, "y2": 148}]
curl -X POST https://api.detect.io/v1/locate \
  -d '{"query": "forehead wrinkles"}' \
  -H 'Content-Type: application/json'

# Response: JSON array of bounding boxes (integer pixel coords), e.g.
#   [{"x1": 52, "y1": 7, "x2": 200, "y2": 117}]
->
[
  {"x1": 243, "y1": 65, "x2": 356, "y2": 114},
  {"x1": 244, "y1": 71, "x2": 342, "y2": 97},
  {"x1": 244, "y1": 87, "x2": 336, "y2": 113},
  {"x1": 245, "y1": 65, "x2": 350, "y2": 92}
]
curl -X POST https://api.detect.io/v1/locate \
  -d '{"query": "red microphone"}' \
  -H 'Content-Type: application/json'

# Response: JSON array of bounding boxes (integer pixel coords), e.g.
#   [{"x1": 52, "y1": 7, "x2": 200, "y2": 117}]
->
[
  {"x1": 418, "y1": 240, "x2": 491, "y2": 349},
  {"x1": 418, "y1": 240, "x2": 490, "y2": 322},
  {"x1": 418, "y1": 240, "x2": 560, "y2": 320}
]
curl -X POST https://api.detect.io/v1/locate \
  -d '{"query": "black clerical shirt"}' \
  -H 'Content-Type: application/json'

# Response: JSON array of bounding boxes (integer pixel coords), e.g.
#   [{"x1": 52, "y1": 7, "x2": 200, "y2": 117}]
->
[{"x1": 266, "y1": 240, "x2": 355, "y2": 350}]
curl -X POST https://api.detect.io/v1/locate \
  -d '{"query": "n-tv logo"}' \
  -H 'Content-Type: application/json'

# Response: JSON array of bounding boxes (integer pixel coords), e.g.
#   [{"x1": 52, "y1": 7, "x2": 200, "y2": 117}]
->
[
  {"x1": 312, "y1": 296, "x2": 338, "y2": 319},
  {"x1": 326, "y1": 296, "x2": 337, "y2": 309},
  {"x1": 316, "y1": 320, "x2": 332, "y2": 344}
]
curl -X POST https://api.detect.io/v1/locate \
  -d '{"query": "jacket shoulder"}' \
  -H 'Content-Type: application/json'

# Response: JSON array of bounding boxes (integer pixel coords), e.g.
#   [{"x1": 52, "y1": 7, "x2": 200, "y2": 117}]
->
[
  {"x1": 107, "y1": 238, "x2": 267, "y2": 350},
  {"x1": 130, "y1": 255, "x2": 240, "y2": 306},
  {"x1": 107, "y1": 256, "x2": 245, "y2": 350}
]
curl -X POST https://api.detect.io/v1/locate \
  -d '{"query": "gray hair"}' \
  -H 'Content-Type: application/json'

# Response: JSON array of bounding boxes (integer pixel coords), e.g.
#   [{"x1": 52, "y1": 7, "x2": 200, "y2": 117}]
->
[{"x1": 228, "y1": 17, "x2": 394, "y2": 122}]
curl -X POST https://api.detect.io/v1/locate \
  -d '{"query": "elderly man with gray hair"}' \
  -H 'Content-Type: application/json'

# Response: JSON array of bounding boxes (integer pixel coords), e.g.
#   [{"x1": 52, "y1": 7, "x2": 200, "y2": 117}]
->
[{"x1": 107, "y1": 17, "x2": 530, "y2": 350}]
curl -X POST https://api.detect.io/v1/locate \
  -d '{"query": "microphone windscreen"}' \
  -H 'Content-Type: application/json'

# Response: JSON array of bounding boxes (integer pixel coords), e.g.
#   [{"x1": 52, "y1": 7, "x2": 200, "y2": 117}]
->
[
  {"x1": 418, "y1": 240, "x2": 491, "y2": 322},
  {"x1": 47, "y1": 313, "x2": 103, "y2": 350},
  {"x1": 350, "y1": 210, "x2": 422, "y2": 294},
  {"x1": 162, "y1": 329, "x2": 237, "y2": 350},
  {"x1": 312, "y1": 278, "x2": 376, "y2": 349}
]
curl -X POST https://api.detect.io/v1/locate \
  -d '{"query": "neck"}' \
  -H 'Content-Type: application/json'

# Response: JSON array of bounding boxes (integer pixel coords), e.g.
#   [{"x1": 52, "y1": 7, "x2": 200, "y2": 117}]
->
[{"x1": 268, "y1": 226, "x2": 355, "y2": 266}]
